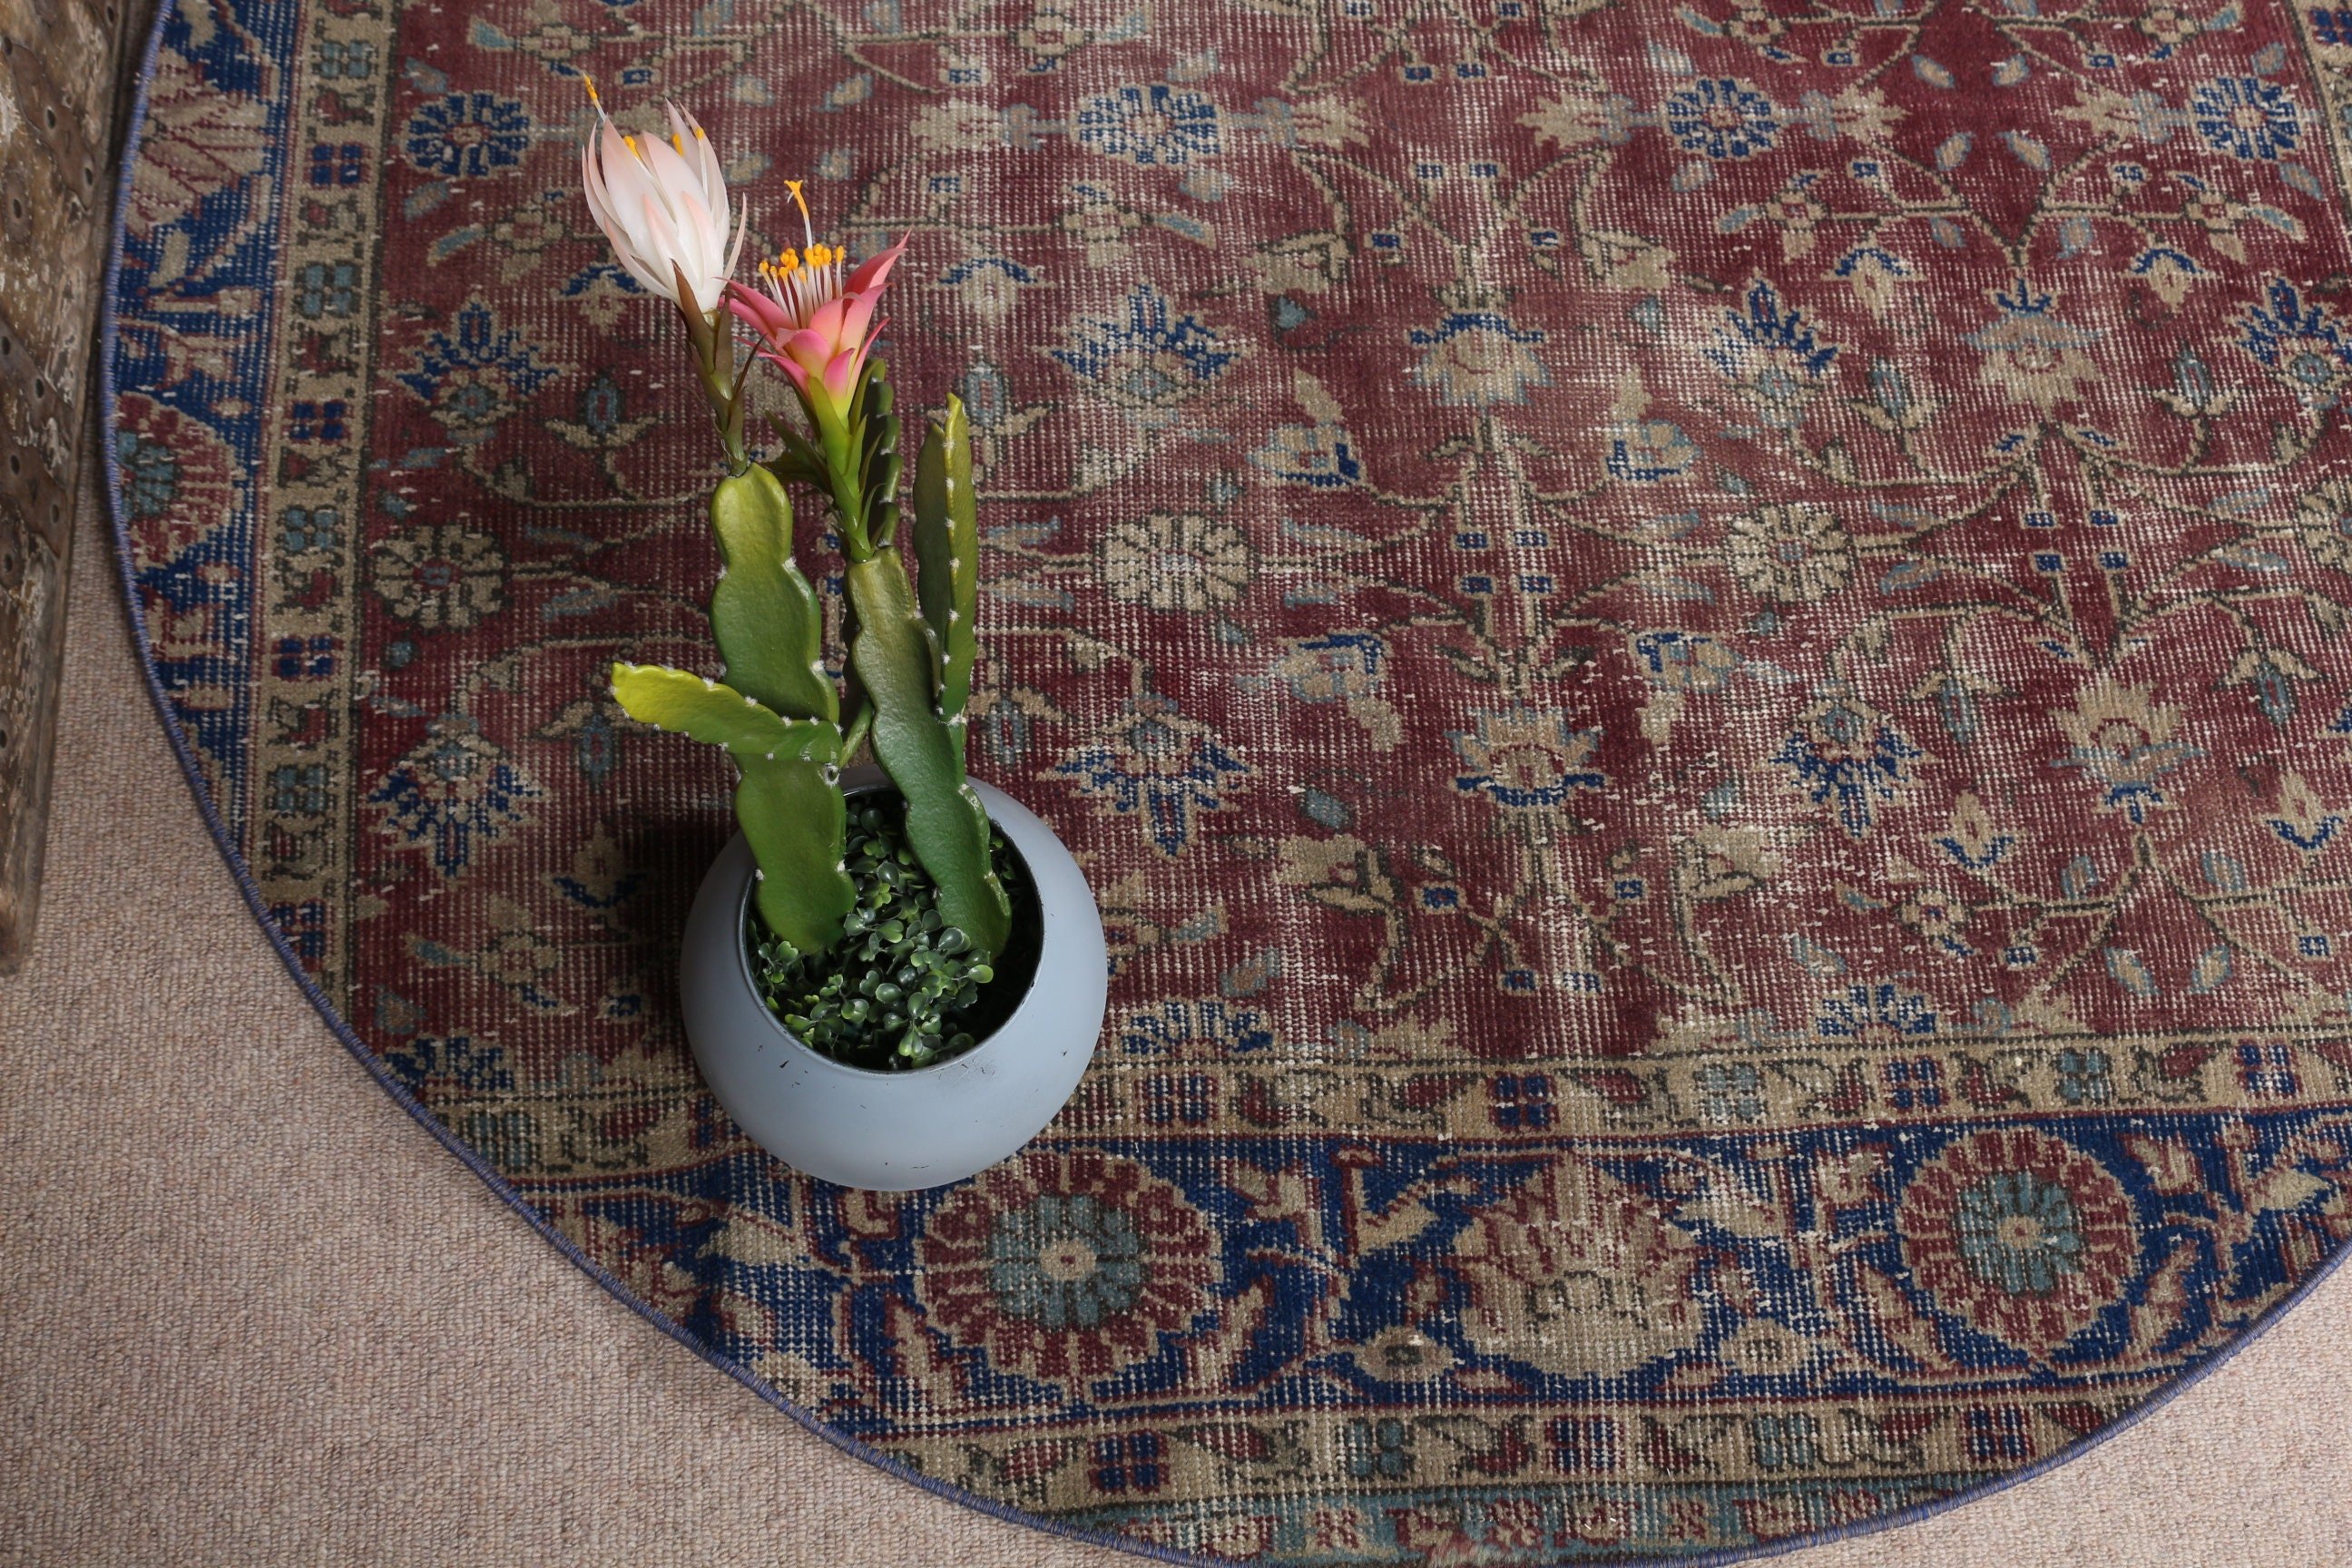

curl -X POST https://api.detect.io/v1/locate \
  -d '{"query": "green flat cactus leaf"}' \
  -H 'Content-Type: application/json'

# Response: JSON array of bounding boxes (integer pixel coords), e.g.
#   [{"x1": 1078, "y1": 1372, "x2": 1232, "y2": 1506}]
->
[
  {"x1": 610, "y1": 662, "x2": 841, "y2": 767},
  {"x1": 844, "y1": 554, "x2": 1011, "y2": 958},
  {"x1": 912, "y1": 396, "x2": 979, "y2": 725},
  {"x1": 736, "y1": 754, "x2": 856, "y2": 956},
  {"x1": 708, "y1": 466, "x2": 837, "y2": 724},
  {"x1": 611, "y1": 662, "x2": 851, "y2": 956}
]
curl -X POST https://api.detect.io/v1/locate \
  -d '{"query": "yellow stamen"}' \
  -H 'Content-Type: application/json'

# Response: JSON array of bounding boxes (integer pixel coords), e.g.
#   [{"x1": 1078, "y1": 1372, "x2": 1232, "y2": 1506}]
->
[
  {"x1": 805, "y1": 243, "x2": 836, "y2": 270},
  {"x1": 693, "y1": 125, "x2": 708, "y2": 141},
  {"x1": 775, "y1": 248, "x2": 800, "y2": 273},
  {"x1": 622, "y1": 133, "x2": 638, "y2": 155},
  {"x1": 583, "y1": 73, "x2": 601, "y2": 105}
]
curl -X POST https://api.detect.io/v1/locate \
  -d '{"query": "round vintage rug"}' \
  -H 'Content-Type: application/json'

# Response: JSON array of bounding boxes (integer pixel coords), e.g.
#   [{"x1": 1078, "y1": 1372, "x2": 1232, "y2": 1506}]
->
[{"x1": 111, "y1": 0, "x2": 2352, "y2": 1559}]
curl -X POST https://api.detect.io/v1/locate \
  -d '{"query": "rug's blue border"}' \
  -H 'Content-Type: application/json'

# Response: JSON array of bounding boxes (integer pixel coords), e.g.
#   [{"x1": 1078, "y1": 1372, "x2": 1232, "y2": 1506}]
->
[{"x1": 96, "y1": 1, "x2": 2352, "y2": 1562}]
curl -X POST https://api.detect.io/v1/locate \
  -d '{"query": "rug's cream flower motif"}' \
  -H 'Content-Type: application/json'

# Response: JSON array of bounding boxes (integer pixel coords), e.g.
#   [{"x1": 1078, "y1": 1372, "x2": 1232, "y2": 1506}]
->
[
  {"x1": 578, "y1": 82, "x2": 746, "y2": 318},
  {"x1": 1726, "y1": 501, "x2": 1854, "y2": 603},
  {"x1": 370, "y1": 522, "x2": 507, "y2": 631},
  {"x1": 1100, "y1": 511, "x2": 1253, "y2": 611},
  {"x1": 726, "y1": 183, "x2": 908, "y2": 433}
]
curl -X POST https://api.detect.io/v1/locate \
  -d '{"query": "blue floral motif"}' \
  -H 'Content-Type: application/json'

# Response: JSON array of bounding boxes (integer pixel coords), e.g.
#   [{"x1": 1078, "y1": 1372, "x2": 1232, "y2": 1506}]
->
[
  {"x1": 1816, "y1": 980, "x2": 1939, "y2": 1041},
  {"x1": 1696, "y1": 1062, "x2": 1766, "y2": 1123},
  {"x1": 938, "y1": 257, "x2": 1041, "y2": 293},
  {"x1": 2235, "y1": 647, "x2": 2319, "y2": 727},
  {"x1": 397, "y1": 299, "x2": 562, "y2": 443},
  {"x1": 1773, "y1": 695, "x2": 1919, "y2": 838},
  {"x1": 2131, "y1": 246, "x2": 2208, "y2": 289},
  {"x1": 989, "y1": 1194, "x2": 1147, "y2": 1328},
  {"x1": 1050, "y1": 284, "x2": 1238, "y2": 427},
  {"x1": 572, "y1": 372, "x2": 632, "y2": 439},
  {"x1": 957, "y1": 358, "x2": 1021, "y2": 432},
  {"x1": 935, "y1": 255, "x2": 1045, "y2": 321},
  {"x1": 1075, "y1": 83, "x2": 1221, "y2": 166},
  {"x1": 975, "y1": 687, "x2": 1045, "y2": 769},
  {"x1": 1056, "y1": 691, "x2": 1250, "y2": 856},
  {"x1": 1119, "y1": 999, "x2": 1277, "y2": 1054},
  {"x1": 1965, "y1": 279, "x2": 2105, "y2": 412},
  {"x1": 1339, "y1": 1416, "x2": 1415, "y2": 1480},
  {"x1": 1406, "y1": 313, "x2": 1548, "y2": 407},
  {"x1": 1954, "y1": 1168, "x2": 2086, "y2": 1293},
  {"x1": 1707, "y1": 279, "x2": 1838, "y2": 429},
  {"x1": 2239, "y1": 278, "x2": 2352, "y2": 410},
  {"x1": 114, "y1": 427, "x2": 179, "y2": 520},
  {"x1": 383, "y1": 1034, "x2": 515, "y2": 1094},
  {"x1": 1662, "y1": 77, "x2": 1781, "y2": 159},
  {"x1": 2190, "y1": 76, "x2": 2301, "y2": 161},
  {"x1": 368, "y1": 715, "x2": 544, "y2": 877},
  {"x1": 404, "y1": 92, "x2": 532, "y2": 179},
  {"x1": 2054, "y1": 1047, "x2": 2113, "y2": 1105},
  {"x1": 2269, "y1": 802, "x2": 2343, "y2": 852},
  {"x1": 1710, "y1": 279, "x2": 1838, "y2": 376}
]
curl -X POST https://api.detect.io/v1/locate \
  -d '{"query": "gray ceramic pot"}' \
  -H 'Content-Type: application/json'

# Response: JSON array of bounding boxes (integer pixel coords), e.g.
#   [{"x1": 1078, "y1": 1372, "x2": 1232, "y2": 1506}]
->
[{"x1": 678, "y1": 767, "x2": 1107, "y2": 1191}]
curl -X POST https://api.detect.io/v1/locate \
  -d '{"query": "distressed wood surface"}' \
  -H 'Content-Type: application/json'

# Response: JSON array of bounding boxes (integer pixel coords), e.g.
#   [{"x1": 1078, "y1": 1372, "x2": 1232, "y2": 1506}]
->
[{"x1": 0, "y1": 0, "x2": 148, "y2": 973}]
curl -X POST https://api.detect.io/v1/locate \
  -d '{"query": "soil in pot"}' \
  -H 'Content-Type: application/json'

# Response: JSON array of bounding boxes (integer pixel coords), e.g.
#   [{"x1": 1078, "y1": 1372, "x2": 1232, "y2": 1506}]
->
[{"x1": 743, "y1": 789, "x2": 1044, "y2": 1072}]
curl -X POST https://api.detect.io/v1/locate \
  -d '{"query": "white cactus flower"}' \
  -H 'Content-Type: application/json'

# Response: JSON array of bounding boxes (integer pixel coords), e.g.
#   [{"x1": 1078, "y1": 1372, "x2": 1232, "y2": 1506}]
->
[{"x1": 579, "y1": 79, "x2": 747, "y2": 318}]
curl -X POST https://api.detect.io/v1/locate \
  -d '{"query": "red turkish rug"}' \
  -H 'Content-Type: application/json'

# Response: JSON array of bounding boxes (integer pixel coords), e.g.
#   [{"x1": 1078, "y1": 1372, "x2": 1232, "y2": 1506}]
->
[{"x1": 111, "y1": 0, "x2": 2352, "y2": 1559}]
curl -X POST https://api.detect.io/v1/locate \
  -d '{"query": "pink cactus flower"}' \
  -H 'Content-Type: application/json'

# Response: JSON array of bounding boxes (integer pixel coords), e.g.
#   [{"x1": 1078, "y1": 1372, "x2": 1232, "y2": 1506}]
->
[{"x1": 727, "y1": 184, "x2": 908, "y2": 426}]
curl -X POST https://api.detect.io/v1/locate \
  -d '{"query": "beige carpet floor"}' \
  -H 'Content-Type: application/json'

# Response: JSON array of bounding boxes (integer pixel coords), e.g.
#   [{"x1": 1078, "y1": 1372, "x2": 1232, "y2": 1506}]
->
[{"x1": 4, "y1": 458, "x2": 2350, "y2": 1566}]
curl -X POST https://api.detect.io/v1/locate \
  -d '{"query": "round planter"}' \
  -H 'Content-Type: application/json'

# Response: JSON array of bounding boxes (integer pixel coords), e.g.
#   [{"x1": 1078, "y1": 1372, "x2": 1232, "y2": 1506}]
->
[{"x1": 679, "y1": 767, "x2": 1108, "y2": 1191}]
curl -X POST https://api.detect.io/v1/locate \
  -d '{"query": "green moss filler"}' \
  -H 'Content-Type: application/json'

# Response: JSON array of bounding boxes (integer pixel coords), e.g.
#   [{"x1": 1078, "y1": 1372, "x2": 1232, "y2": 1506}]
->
[{"x1": 748, "y1": 791, "x2": 1041, "y2": 1070}]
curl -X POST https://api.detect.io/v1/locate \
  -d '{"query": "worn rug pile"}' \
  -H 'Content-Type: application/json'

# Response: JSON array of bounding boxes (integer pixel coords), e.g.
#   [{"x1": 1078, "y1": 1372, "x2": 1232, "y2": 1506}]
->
[{"x1": 112, "y1": 0, "x2": 2352, "y2": 1559}]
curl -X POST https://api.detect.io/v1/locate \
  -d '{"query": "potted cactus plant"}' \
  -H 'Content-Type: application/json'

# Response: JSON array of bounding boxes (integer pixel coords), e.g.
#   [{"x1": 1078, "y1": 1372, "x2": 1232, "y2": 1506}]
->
[{"x1": 578, "y1": 88, "x2": 1106, "y2": 1190}]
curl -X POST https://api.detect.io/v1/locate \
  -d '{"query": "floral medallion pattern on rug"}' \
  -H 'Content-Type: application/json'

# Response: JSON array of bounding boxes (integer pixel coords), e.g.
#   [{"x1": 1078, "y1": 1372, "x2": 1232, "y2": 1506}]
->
[{"x1": 110, "y1": 0, "x2": 2352, "y2": 1558}]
